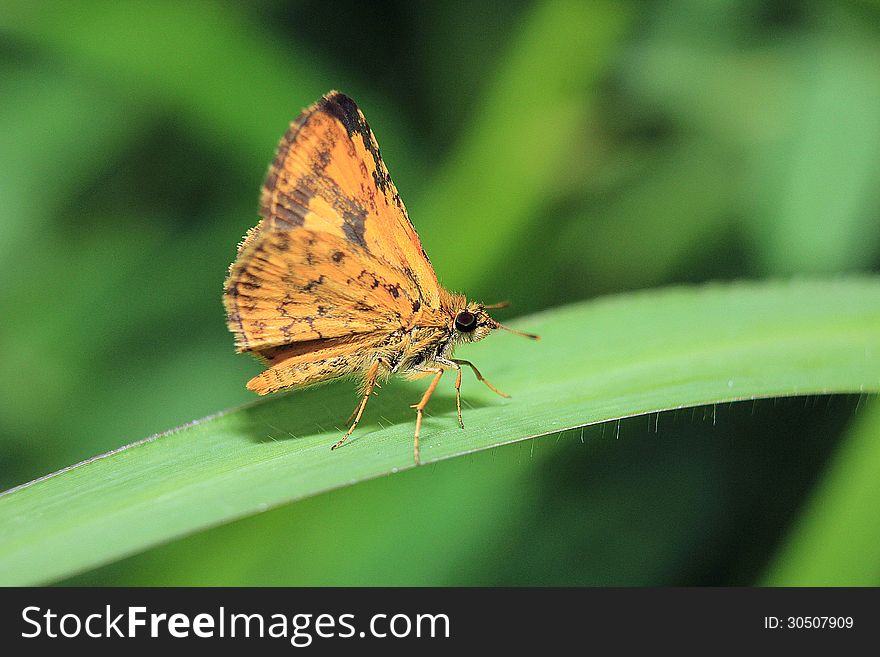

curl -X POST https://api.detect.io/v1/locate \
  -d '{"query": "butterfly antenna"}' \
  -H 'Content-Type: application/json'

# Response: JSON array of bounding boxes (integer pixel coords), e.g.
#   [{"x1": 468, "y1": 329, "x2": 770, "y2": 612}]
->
[
  {"x1": 483, "y1": 300, "x2": 510, "y2": 310},
  {"x1": 493, "y1": 320, "x2": 540, "y2": 341}
]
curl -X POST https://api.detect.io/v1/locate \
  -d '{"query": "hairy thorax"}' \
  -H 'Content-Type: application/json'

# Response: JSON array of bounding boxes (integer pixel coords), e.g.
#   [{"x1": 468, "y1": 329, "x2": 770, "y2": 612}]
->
[{"x1": 383, "y1": 325, "x2": 453, "y2": 376}]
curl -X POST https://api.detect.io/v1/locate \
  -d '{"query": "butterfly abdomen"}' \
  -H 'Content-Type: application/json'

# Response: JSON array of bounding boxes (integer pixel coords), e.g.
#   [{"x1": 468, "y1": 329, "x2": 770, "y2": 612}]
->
[
  {"x1": 246, "y1": 335, "x2": 383, "y2": 395},
  {"x1": 247, "y1": 352, "x2": 358, "y2": 395}
]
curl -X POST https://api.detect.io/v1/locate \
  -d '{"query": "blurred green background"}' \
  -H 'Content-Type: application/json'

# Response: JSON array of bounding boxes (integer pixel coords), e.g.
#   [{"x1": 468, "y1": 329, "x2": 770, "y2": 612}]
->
[{"x1": 1, "y1": 0, "x2": 879, "y2": 585}]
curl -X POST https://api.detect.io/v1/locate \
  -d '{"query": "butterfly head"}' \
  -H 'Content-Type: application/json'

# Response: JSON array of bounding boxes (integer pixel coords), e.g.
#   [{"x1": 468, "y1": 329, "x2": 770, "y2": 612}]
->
[
  {"x1": 452, "y1": 301, "x2": 540, "y2": 344},
  {"x1": 451, "y1": 303, "x2": 493, "y2": 344}
]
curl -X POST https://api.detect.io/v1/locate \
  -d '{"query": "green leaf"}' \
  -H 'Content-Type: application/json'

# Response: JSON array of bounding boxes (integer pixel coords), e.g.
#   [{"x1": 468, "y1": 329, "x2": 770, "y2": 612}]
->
[
  {"x1": 2, "y1": 278, "x2": 879, "y2": 585},
  {"x1": 762, "y1": 397, "x2": 880, "y2": 585}
]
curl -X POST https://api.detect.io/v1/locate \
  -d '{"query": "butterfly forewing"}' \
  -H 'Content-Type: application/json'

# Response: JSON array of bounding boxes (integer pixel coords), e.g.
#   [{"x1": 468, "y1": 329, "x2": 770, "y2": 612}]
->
[
  {"x1": 241, "y1": 91, "x2": 440, "y2": 303},
  {"x1": 224, "y1": 91, "x2": 445, "y2": 360}
]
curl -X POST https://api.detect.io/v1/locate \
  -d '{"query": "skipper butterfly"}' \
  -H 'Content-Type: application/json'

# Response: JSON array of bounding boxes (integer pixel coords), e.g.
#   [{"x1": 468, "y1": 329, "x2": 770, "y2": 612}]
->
[{"x1": 224, "y1": 91, "x2": 538, "y2": 464}]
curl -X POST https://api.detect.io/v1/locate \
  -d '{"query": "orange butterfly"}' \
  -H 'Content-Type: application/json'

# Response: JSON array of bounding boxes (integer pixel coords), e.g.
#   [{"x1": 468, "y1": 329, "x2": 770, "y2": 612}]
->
[{"x1": 224, "y1": 91, "x2": 538, "y2": 464}]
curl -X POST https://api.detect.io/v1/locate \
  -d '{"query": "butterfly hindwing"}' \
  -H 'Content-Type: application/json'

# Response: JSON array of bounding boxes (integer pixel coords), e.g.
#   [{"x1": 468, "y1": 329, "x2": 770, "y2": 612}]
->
[{"x1": 224, "y1": 228, "x2": 423, "y2": 353}]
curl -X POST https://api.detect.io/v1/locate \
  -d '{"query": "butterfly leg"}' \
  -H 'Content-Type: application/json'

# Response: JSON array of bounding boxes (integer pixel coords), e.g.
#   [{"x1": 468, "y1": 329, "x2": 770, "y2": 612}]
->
[
  {"x1": 435, "y1": 357, "x2": 464, "y2": 429},
  {"x1": 410, "y1": 368, "x2": 444, "y2": 465},
  {"x1": 451, "y1": 358, "x2": 511, "y2": 398},
  {"x1": 344, "y1": 387, "x2": 383, "y2": 426},
  {"x1": 454, "y1": 366, "x2": 463, "y2": 429},
  {"x1": 331, "y1": 360, "x2": 381, "y2": 451}
]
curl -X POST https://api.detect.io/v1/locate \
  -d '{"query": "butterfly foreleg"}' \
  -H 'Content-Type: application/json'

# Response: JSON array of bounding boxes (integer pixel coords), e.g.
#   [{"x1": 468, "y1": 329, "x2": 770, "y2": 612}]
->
[
  {"x1": 332, "y1": 359, "x2": 382, "y2": 451},
  {"x1": 435, "y1": 357, "x2": 464, "y2": 430},
  {"x1": 450, "y1": 358, "x2": 510, "y2": 399},
  {"x1": 410, "y1": 367, "x2": 445, "y2": 465}
]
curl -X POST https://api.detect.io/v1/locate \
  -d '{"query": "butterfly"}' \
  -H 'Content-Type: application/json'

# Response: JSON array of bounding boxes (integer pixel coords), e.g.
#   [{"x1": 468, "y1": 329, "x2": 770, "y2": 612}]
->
[{"x1": 223, "y1": 91, "x2": 538, "y2": 464}]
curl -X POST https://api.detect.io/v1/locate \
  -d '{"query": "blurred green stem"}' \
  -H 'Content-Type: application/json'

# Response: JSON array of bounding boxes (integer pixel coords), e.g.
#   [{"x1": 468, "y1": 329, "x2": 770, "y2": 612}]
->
[
  {"x1": 762, "y1": 397, "x2": 880, "y2": 585},
  {"x1": 415, "y1": 0, "x2": 629, "y2": 291}
]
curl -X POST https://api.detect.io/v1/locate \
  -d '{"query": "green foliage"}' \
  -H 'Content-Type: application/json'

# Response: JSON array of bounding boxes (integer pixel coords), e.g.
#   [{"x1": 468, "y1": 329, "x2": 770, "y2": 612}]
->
[{"x1": 1, "y1": 0, "x2": 879, "y2": 585}]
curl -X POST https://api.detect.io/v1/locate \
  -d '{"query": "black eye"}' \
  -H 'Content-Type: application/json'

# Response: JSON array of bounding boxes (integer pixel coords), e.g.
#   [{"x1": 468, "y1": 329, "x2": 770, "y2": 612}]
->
[{"x1": 455, "y1": 311, "x2": 477, "y2": 333}]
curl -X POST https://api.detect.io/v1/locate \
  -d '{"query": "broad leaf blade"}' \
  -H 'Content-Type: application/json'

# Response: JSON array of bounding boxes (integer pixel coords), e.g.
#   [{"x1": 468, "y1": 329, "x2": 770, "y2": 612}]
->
[{"x1": 1, "y1": 278, "x2": 879, "y2": 585}]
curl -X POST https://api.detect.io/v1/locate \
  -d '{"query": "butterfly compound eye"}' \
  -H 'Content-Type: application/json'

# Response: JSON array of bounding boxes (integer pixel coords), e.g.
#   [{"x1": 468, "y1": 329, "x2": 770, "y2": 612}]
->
[{"x1": 454, "y1": 311, "x2": 477, "y2": 333}]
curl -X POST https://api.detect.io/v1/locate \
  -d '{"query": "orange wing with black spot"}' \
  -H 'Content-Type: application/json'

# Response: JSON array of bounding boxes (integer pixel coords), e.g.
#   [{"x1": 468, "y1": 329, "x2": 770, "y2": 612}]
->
[
  {"x1": 225, "y1": 91, "x2": 443, "y2": 359},
  {"x1": 224, "y1": 229, "x2": 424, "y2": 353},
  {"x1": 238, "y1": 91, "x2": 440, "y2": 304}
]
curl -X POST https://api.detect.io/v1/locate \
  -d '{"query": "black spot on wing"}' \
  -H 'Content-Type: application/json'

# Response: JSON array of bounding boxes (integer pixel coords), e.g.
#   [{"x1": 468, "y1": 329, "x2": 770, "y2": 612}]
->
[
  {"x1": 302, "y1": 275, "x2": 326, "y2": 293},
  {"x1": 316, "y1": 147, "x2": 332, "y2": 170},
  {"x1": 271, "y1": 233, "x2": 291, "y2": 253},
  {"x1": 357, "y1": 269, "x2": 381, "y2": 289},
  {"x1": 320, "y1": 92, "x2": 394, "y2": 195},
  {"x1": 341, "y1": 207, "x2": 367, "y2": 247}
]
